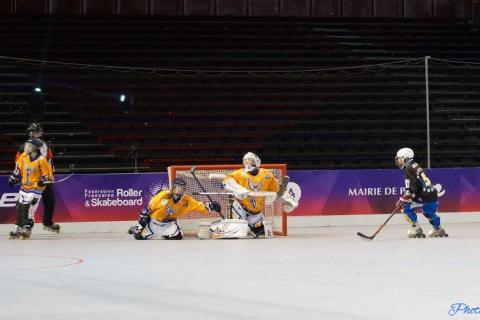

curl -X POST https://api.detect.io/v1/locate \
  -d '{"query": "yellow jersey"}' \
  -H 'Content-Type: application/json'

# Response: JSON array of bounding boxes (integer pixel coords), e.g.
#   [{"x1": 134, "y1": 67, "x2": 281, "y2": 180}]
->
[
  {"x1": 15, "y1": 152, "x2": 53, "y2": 192},
  {"x1": 148, "y1": 190, "x2": 209, "y2": 222},
  {"x1": 225, "y1": 168, "x2": 280, "y2": 213}
]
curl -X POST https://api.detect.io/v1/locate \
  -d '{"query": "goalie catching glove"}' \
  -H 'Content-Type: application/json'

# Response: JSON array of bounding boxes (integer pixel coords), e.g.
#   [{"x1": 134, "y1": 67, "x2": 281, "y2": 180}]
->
[{"x1": 278, "y1": 176, "x2": 299, "y2": 213}]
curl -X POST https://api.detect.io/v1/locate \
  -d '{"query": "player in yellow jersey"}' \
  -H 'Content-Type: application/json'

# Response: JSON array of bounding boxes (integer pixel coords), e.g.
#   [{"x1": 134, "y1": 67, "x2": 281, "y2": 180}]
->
[
  {"x1": 128, "y1": 177, "x2": 221, "y2": 240},
  {"x1": 7, "y1": 139, "x2": 53, "y2": 239},
  {"x1": 223, "y1": 152, "x2": 298, "y2": 237}
]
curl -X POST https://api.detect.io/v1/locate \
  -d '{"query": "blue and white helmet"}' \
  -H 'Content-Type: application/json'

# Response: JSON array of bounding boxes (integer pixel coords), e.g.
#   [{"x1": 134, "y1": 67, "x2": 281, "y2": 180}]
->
[{"x1": 395, "y1": 147, "x2": 414, "y2": 169}]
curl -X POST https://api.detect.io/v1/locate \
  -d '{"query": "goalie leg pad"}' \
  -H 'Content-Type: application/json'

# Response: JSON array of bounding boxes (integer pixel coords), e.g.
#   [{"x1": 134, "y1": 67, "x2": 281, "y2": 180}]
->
[
  {"x1": 162, "y1": 233, "x2": 183, "y2": 240},
  {"x1": 231, "y1": 200, "x2": 248, "y2": 220},
  {"x1": 232, "y1": 201, "x2": 265, "y2": 227},
  {"x1": 246, "y1": 212, "x2": 264, "y2": 229},
  {"x1": 210, "y1": 219, "x2": 249, "y2": 239},
  {"x1": 142, "y1": 219, "x2": 183, "y2": 240}
]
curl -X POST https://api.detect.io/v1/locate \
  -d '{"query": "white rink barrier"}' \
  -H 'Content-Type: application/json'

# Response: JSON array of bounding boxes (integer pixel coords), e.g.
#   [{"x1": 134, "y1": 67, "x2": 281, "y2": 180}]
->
[{"x1": 0, "y1": 212, "x2": 479, "y2": 235}]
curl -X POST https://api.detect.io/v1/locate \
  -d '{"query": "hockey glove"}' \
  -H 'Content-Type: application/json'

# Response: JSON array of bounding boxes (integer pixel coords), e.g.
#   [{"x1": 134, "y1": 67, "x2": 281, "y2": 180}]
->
[
  {"x1": 37, "y1": 176, "x2": 49, "y2": 187},
  {"x1": 138, "y1": 207, "x2": 151, "y2": 227},
  {"x1": 396, "y1": 195, "x2": 412, "y2": 209},
  {"x1": 7, "y1": 175, "x2": 19, "y2": 187},
  {"x1": 207, "y1": 201, "x2": 221, "y2": 213}
]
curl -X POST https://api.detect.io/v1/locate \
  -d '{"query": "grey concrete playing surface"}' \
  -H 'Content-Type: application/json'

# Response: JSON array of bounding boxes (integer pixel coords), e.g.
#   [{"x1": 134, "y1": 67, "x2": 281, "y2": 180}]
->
[{"x1": 0, "y1": 223, "x2": 478, "y2": 320}]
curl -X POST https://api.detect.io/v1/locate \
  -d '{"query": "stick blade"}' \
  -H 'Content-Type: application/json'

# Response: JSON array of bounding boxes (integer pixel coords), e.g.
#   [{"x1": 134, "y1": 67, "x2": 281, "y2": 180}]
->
[
  {"x1": 190, "y1": 166, "x2": 197, "y2": 173},
  {"x1": 356, "y1": 232, "x2": 374, "y2": 241}
]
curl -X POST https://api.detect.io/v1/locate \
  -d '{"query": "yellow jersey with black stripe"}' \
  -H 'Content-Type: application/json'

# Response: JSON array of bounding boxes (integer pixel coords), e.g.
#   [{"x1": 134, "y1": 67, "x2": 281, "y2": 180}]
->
[
  {"x1": 225, "y1": 168, "x2": 280, "y2": 213},
  {"x1": 15, "y1": 152, "x2": 53, "y2": 192},
  {"x1": 148, "y1": 190, "x2": 209, "y2": 222}
]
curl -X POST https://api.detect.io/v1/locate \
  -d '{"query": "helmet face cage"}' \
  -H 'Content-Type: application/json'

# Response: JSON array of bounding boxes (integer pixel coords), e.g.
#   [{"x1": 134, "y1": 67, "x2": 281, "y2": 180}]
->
[
  {"x1": 172, "y1": 178, "x2": 187, "y2": 197},
  {"x1": 25, "y1": 139, "x2": 42, "y2": 153},
  {"x1": 394, "y1": 156, "x2": 406, "y2": 168},
  {"x1": 24, "y1": 142, "x2": 35, "y2": 154},
  {"x1": 243, "y1": 152, "x2": 261, "y2": 172},
  {"x1": 395, "y1": 148, "x2": 414, "y2": 168}
]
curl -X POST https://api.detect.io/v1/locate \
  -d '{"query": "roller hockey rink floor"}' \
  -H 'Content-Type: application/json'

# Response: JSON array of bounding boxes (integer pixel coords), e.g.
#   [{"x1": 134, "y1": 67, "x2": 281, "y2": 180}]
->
[{"x1": 0, "y1": 223, "x2": 479, "y2": 320}]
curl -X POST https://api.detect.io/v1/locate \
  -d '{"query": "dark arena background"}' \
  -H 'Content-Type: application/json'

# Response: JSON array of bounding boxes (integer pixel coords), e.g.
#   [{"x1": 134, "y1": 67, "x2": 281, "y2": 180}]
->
[{"x1": 1, "y1": 1, "x2": 480, "y2": 320}]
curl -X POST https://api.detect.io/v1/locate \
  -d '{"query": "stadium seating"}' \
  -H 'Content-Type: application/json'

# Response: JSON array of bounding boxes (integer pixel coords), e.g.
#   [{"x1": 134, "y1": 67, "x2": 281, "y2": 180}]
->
[{"x1": 0, "y1": 17, "x2": 479, "y2": 173}]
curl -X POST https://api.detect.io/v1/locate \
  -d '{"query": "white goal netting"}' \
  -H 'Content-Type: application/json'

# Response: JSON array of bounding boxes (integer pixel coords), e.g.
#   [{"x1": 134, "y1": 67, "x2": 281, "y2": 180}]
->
[{"x1": 168, "y1": 164, "x2": 287, "y2": 236}]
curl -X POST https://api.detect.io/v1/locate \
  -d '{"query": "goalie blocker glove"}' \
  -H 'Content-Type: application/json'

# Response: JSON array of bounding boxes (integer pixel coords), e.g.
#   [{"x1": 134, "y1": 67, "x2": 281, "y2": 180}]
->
[
  {"x1": 207, "y1": 201, "x2": 221, "y2": 213},
  {"x1": 138, "y1": 207, "x2": 151, "y2": 227}
]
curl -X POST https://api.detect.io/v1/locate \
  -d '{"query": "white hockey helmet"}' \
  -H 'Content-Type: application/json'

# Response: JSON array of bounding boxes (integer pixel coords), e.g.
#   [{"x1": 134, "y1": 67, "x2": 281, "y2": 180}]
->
[
  {"x1": 243, "y1": 152, "x2": 261, "y2": 172},
  {"x1": 395, "y1": 147, "x2": 414, "y2": 169}
]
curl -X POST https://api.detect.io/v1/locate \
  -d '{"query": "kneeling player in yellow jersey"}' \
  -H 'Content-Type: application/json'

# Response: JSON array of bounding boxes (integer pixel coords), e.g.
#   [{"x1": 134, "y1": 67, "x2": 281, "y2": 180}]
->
[
  {"x1": 223, "y1": 152, "x2": 298, "y2": 237},
  {"x1": 7, "y1": 139, "x2": 53, "y2": 239},
  {"x1": 128, "y1": 178, "x2": 221, "y2": 240}
]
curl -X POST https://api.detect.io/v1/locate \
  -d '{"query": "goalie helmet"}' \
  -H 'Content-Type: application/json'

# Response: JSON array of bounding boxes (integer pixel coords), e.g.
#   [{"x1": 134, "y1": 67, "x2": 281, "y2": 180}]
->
[
  {"x1": 243, "y1": 152, "x2": 261, "y2": 172},
  {"x1": 395, "y1": 147, "x2": 414, "y2": 169},
  {"x1": 171, "y1": 177, "x2": 187, "y2": 198}
]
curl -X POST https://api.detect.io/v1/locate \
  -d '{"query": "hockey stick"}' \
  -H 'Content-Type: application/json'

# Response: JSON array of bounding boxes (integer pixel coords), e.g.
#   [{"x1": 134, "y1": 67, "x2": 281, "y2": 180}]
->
[
  {"x1": 52, "y1": 173, "x2": 74, "y2": 184},
  {"x1": 14, "y1": 173, "x2": 74, "y2": 186},
  {"x1": 209, "y1": 173, "x2": 289, "y2": 197},
  {"x1": 193, "y1": 191, "x2": 278, "y2": 197},
  {"x1": 277, "y1": 176, "x2": 290, "y2": 196},
  {"x1": 356, "y1": 206, "x2": 400, "y2": 241},
  {"x1": 190, "y1": 166, "x2": 225, "y2": 219}
]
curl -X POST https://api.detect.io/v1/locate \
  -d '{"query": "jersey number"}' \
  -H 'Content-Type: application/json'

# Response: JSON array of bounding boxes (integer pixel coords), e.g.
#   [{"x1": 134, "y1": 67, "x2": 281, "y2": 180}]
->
[{"x1": 420, "y1": 172, "x2": 431, "y2": 186}]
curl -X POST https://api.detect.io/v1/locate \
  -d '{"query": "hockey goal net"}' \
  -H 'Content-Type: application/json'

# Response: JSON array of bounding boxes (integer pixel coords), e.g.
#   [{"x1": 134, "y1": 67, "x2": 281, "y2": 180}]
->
[{"x1": 168, "y1": 164, "x2": 287, "y2": 237}]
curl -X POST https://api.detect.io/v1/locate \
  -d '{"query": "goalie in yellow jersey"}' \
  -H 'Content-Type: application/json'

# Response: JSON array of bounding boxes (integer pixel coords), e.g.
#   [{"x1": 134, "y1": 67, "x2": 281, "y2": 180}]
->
[
  {"x1": 128, "y1": 177, "x2": 221, "y2": 240},
  {"x1": 7, "y1": 139, "x2": 53, "y2": 239},
  {"x1": 223, "y1": 152, "x2": 298, "y2": 237}
]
